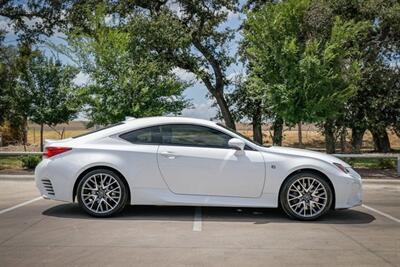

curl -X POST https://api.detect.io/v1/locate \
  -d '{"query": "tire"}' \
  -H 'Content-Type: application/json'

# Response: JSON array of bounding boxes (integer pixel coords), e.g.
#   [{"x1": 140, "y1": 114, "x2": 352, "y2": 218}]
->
[
  {"x1": 77, "y1": 169, "x2": 128, "y2": 217},
  {"x1": 280, "y1": 172, "x2": 333, "y2": 221}
]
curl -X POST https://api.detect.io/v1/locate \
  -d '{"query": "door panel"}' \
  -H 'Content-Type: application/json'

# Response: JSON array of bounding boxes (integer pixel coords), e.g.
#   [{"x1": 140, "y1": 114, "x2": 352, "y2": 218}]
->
[{"x1": 157, "y1": 146, "x2": 265, "y2": 198}]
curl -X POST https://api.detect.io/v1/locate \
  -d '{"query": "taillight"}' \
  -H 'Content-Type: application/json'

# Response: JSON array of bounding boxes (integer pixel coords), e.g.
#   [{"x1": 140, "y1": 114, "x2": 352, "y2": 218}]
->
[{"x1": 43, "y1": 147, "x2": 72, "y2": 158}]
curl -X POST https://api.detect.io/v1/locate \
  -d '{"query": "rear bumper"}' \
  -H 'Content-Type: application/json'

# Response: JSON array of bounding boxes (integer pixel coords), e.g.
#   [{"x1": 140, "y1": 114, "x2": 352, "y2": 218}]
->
[{"x1": 35, "y1": 159, "x2": 73, "y2": 202}]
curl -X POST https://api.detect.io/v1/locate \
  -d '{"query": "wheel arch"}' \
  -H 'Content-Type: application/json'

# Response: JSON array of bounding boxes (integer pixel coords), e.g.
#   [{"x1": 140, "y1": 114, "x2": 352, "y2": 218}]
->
[
  {"x1": 278, "y1": 168, "x2": 336, "y2": 210},
  {"x1": 73, "y1": 165, "x2": 131, "y2": 204}
]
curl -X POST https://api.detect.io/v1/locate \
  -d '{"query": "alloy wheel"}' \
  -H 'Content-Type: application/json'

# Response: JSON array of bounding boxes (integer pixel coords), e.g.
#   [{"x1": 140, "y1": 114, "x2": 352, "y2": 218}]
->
[
  {"x1": 80, "y1": 173, "x2": 122, "y2": 214},
  {"x1": 286, "y1": 177, "x2": 328, "y2": 218}
]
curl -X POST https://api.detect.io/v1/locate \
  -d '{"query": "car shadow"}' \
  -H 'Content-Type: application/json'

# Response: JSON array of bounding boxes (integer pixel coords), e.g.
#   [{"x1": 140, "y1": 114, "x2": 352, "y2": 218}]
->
[{"x1": 42, "y1": 204, "x2": 375, "y2": 225}]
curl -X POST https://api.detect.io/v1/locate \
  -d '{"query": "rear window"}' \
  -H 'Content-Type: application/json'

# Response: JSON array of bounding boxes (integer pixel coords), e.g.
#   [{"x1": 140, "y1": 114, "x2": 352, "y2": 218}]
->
[
  {"x1": 73, "y1": 122, "x2": 125, "y2": 139},
  {"x1": 119, "y1": 126, "x2": 161, "y2": 144}
]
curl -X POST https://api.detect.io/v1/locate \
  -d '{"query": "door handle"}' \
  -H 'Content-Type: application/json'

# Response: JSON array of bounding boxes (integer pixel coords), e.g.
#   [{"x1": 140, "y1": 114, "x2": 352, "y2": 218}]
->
[{"x1": 160, "y1": 151, "x2": 177, "y2": 159}]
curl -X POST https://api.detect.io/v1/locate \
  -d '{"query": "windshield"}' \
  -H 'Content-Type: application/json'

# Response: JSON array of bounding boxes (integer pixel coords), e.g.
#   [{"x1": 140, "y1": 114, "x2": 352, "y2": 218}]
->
[{"x1": 217, "y1": 123, "x2": 264, "y2": 146}]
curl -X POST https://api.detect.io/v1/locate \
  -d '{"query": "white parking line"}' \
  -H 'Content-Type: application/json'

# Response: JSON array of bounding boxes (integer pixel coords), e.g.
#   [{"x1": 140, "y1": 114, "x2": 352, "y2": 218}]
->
[
  {"x1": 0, "y1": 196, "x2": 43, "y2": 215},
  {"x1": 362, "y1": 204, "x2": 400, "y2": 224},
  {"x1": 193, "y1": 207, "x2": 202, "y2": 231}
]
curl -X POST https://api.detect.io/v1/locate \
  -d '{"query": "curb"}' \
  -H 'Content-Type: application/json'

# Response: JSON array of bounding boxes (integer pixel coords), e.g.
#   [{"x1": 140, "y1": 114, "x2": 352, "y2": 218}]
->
[
  {"x1": 362, "y1": 179, "x2": 400, "y2": 184},
  {"x1": 0, "y1": 175, "x2": 34, "y2": 181}
]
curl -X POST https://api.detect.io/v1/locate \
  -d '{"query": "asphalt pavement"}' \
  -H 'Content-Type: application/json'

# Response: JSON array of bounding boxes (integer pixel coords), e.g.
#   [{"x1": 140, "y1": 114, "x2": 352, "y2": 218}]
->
[{"x1": 0, "y1": 179, "x2": 399, "y2": 267}]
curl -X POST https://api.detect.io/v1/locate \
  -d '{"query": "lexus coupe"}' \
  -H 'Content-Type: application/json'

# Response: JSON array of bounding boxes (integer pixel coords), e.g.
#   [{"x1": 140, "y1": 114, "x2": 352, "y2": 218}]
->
[{"x1": 35, "y1": 117, "x2": 362, "y2": 220}]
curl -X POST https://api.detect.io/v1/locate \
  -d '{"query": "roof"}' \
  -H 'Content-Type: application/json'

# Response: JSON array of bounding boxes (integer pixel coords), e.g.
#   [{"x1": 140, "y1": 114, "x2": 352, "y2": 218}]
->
[
  {"x1": 123, "y1": 116, "x2": 218, "y2": 127},
  {"x1": 70, "y1": 117, "x2": 220, "y2": 143}
]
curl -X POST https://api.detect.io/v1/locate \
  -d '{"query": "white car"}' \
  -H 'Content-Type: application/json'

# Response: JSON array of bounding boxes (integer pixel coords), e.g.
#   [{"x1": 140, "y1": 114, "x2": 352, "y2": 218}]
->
[{"x1": 35, "y1": 117, "x2": 362, "y2": 220}]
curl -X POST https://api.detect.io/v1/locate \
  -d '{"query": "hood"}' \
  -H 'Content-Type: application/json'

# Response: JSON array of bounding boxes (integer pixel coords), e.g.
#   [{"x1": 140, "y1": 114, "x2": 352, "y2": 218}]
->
[{"x1": 259, "y1": 146, "x2": 350, "y2": 167}]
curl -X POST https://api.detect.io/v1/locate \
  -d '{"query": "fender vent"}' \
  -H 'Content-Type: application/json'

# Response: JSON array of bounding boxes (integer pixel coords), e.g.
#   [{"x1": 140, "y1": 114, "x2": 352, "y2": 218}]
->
[{"x1": 42, "y1": 179, "x2": 55, "y2": 195}]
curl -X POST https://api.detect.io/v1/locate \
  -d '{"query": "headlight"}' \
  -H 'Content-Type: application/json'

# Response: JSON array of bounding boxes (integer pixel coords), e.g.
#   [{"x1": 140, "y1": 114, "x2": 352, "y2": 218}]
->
[{"x1": 333, "y1": 162, "x2": 350, "y2": 174}]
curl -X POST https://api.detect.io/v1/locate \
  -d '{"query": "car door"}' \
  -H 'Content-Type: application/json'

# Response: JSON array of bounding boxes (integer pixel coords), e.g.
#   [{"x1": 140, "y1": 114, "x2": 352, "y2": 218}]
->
[
  {"x1": 118, "y1": 126, "x2": 164, "y2": 189},
  {"x1": 157, "y1": 124, "x2": 265, "y2": 198}
]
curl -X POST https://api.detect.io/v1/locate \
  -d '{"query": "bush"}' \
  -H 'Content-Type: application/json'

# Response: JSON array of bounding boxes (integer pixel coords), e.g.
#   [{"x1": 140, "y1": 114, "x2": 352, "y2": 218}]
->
[
  {"x1": 377, "y1": 158, "x2": 396, "y2": 169},
  {"x1": 21, "y1": 155, "x2": 42, "y2": 169}
]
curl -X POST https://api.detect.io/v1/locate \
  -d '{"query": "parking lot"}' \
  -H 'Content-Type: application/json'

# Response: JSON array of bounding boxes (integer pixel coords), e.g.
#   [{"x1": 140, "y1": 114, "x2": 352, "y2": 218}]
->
[{"x1": 0, "y1": 178, "x2": 399, "y2": 267}]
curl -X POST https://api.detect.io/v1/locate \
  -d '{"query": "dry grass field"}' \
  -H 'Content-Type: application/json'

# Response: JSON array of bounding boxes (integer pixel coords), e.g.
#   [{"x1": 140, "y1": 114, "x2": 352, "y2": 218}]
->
[
  {"x1": 239, "y1": 129, "x2": 400, "y2": 151},
  {"x1": 1, "y1": 121, "x2": 399, "y2": 171},
  {"x1": 0, "y1": 121, "x2": 399, "y2": 152},
  {"x1": 236, "y1": 123, "x2": 400, "y2": 151}
]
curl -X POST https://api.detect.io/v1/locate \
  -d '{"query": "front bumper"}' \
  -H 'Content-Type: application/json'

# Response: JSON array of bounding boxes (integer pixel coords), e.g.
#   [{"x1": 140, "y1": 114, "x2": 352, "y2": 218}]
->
[{"x1": 334, "y1": 168, "x2": 363, "y2": 209}]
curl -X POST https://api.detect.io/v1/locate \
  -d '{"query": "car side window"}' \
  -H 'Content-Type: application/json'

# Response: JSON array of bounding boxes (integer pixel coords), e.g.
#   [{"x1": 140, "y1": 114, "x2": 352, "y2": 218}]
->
[
  {"x1": 160, "y1": 124, "x2": 232, "y2": 148},
  {"x1": 119, "y1": 126, "x2": 161, "y2": 144}
]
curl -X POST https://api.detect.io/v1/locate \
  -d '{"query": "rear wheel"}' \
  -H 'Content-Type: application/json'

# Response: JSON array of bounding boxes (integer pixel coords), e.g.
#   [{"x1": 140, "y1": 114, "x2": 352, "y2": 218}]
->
[
  {"x1": 280, "y1": 172, "x2": 332, "y2": 220},
  {"x1": 77, "y1": 169, "x2": 128, "y2": 217}
]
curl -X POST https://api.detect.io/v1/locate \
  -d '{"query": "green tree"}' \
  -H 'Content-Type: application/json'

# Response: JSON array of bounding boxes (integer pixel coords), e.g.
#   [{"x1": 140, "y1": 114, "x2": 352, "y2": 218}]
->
[
  {"x1": 63, "y1": 0, "x2": 239, "y2": 129},
  {"x1": 0, "y1": 40, "x2": 40, "y2": 146},
  {"x1": 227, "y1": 74, "x2": 265, "y2": 144},
  {"x1": 299, "y1": 0, "x2": 400, "y2": 153},
  {"x1": 0, "y1": 37, "x2": 23, "y2": 146},
  {"x1": 0, "y1": 0, "x2": 67, "y2": 43},
  {"x1": 0, "y1": 35, "x2": 17, "y2": 125},
  {"x1": 243, "y1": 0, "x2": 370, "y2": 150},
  {"x1": 65, "y1": 7, "x2": 188, "y2": 125},
  {"x1": 0, "y1": 0, "x2": 69, "y2": 146},
  {"x1": 324, "y1": 0, "x2": 400, "y2": 152},
  {"x1": 227, "y1": 73, "x2": 284, "y2": 145},
  {"x1": 16, "y1": 53, "x2": 81, "y2": 151}
]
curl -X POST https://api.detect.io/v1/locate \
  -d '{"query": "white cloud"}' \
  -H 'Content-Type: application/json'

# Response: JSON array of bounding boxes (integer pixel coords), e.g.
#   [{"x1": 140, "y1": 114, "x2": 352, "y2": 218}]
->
[
  {"x1": 220, "y1": 7, "x2": 240, "y2": 22},
  {"x1": 227, "y1": 10, "x2": 240, "y2": 21},
  {"x1": 181, "y1": 99, "x2": 218, "y2": 120},
  {"x1": 226, "y1": 72, "x2": 240, "y2": 82},
  {"x1": 167, "y1": 1, "x2": 185, "y2": 18},
  {"x1": 172, "y1": 67, "x2": 197, "y2": 82},
  {"x1": 0, "y1": 16, "x2": 13, "y2": 32},
  {"x1": 73, "y1": 72, "x2": 91, "y2": 86}
]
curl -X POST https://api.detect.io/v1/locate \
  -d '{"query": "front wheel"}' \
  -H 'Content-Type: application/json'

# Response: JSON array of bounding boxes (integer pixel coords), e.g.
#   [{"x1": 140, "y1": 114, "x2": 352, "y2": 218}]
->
[
  {"x1": 77, "y1": 169, "x2": 128, "y2": 217},
  {"x1": 280, "y1": 172, "x2": 333, "y2": 221}
]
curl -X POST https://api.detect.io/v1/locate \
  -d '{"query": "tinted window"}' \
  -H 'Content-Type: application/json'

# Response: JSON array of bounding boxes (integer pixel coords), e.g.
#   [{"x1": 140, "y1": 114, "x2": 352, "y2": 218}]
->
[
  {"x1": 120, "y1": 126, "x2": 161, "y2": 144},
  {"x1": 160, "y1": 124, "x2": 231, "y2": 148}
]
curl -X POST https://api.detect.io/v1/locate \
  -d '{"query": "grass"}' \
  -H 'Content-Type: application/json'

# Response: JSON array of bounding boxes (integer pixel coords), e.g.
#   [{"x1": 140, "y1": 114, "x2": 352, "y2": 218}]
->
[
  {"x1": 26, "y1": 129, "x2": 88, "y2": 144},
  {"x1": 341, "y1": 158, "x2": 397, "y2": 169},
  {"x1": 0, "y1": 157, "x2": 23, "y2": 170}
]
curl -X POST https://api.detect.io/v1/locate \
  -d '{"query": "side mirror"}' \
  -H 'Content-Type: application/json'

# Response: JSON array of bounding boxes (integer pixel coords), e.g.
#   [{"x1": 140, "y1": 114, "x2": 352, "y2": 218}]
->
[{"x1": 228, "y1": 138, "x2": 245, "y2": 151}]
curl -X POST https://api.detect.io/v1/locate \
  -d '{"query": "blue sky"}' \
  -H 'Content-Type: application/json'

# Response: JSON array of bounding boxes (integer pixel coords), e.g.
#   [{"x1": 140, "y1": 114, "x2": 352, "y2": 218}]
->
[{"x1": 0, "y1": 3, "x2": 245, "y2": 120}]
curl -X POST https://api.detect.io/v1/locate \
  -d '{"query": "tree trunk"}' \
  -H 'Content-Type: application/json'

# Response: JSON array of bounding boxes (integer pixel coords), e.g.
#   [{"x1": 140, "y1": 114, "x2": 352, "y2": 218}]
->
[
  {"x1": 340, "y1": 127, "x2": 346, "y2": 153},
  {"x1": 191, "y1": 38, "x2": 236, "y2": 130},
  {"x1": 297, "y1": 122, "x2": 303, "y2": 148},
  {"x1": 351, "y1": 127, "x2": 365, "y2": 153},
  {"x1": 324, "y1": 121, "x2": 336, "y2": 154},
  {"x1": 40, "y1": 123, "x2": 44, "y2": 152},
  {"x1": 272, "y1": 116, "x2": 283, "y2": 146},
  {"x1": 214, "y1": 90, "x2": 236, "y2": 130},
  {"x1": 22, "y1": 117, "x2": 28, "y2": 151},
  {"x1": 9, "y1": 117, "x2": 25, "y2": 145},
  {"x1": 252, "y1": 106, "x2": 263, "y2": 145},
  {"x1": 370, "y1": 127, "x2": 391, "y2": 152}
]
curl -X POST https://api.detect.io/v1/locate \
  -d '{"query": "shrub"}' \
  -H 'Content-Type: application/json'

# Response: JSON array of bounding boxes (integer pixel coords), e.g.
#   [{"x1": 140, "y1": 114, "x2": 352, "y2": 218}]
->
[
  {"x1": 377, "y1": 158, "x2": 396, "y2": 169},
  {"x1": 21, "y1": 155, "x2": 42, "y2": 169}
]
